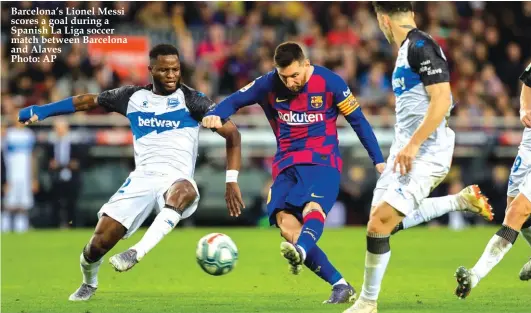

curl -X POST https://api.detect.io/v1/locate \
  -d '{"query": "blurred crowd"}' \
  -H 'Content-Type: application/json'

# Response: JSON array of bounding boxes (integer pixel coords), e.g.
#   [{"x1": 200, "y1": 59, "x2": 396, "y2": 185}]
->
[{"x1": 2, "y1": 1, "x2": 531, "y2": 120}]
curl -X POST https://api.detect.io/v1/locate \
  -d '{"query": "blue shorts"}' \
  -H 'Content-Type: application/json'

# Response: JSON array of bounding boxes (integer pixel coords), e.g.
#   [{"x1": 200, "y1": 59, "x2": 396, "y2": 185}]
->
[{"x1": 266, "y1": 164, "x2": 340, "y2": 226}]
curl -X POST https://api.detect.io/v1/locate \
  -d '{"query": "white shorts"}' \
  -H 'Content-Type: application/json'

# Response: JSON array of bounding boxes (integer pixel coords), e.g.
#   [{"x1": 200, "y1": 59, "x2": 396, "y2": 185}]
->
[
  {"x1": 4, "y1": 180, "x2": 33, "y2": 210},
  {"x1": 98, "y1": 170, "x2": 200, "y2": 239},
  {"x1": 519, "y1": 170, "x2": 531, "y2": 202},
  {"x1": 371, "y1": 136, "x2": 454, "y2": 216},
  {"x1": 507, "y1": 148, "x2": 531, "y2": 197}
]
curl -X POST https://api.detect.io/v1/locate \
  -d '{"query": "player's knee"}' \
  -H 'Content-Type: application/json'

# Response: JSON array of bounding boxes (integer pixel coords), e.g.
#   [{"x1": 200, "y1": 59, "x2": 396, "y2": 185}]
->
[
  {"x1": 505, "y1": 197, "x2": 531, "y2": 224},
  {"x1": 165, "y1": 180, "x2": 197, "y2": 214},
  {"x1": 302, "y1": 202, "x2": 325, "y2": 219},
  {"x1": 368, "y1": 203, "x2": 399, "y2": 233},
  {"x1": 276, "y1": 212, "x2": 302, "y2": 243}
]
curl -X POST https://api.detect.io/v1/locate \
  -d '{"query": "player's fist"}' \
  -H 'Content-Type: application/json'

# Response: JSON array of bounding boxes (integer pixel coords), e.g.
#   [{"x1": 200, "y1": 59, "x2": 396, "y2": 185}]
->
[
  {"x1": 520, "y1": 108, "x2": 531, "y2": 128},
  {"x1": 18, "y1": 105, "x2": 41, "y2": 125},
  {"x1": 202, "y1": 115, "x2": 223, "y2": 129},
  {"x1": 375, "y1": 163, "x2": 386, "y2": 174}
]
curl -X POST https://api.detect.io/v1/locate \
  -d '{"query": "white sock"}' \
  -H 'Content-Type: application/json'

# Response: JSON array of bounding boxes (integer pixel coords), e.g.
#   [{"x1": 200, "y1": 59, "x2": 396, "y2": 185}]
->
[
  {"x1": 521, "y1": 226, "x2": 531, "y2": 248},
  {"x1": 131, "y1": 208, "x2": 181, "y2": 261},
  {"x1": 296, "y1": 244, "x2": 307, "y2": 261},
  {"x1": 333, "y1": 278, "x2": 348, "y2": 287},
  {"x1": 2, "y1": 211, "x2": 12, "y2": 232},
  {"x1": 360, "y1": 251, "x2": 391, "y2": 301},
  {"x1": 14, "y1": 213, "x2": 29, "y2": 233},
  {"x1": 448, "y1": 211, "x2": 468, "y2": 230},
  {"x1": 80, "y1": 253, "x2": 103, "y2": 287},
  {"x1": 470, "y1": 234, "x2": 514, "y2": 288},
  {"x1": 402, "y1": 195, "x2": 463, "y2": 229}
]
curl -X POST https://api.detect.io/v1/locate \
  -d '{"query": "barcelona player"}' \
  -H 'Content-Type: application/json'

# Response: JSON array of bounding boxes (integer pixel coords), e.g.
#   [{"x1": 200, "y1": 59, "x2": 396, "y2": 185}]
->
[{"x1": 202, "y1": 42, "x2": 386, "y2": 304}]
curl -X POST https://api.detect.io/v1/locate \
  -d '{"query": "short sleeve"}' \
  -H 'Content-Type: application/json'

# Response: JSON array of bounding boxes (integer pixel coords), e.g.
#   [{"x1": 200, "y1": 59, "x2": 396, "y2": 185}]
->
[
  {"x1": 520, "y1": 63, "x2": 531, "y2": 87},
  {"x1": 97, "y1": 86, "x2": 142, "y2": 116},
  {"x1": 328, "y1": 72, "x2": 360, "y2": 116},
  {"x1": 181, "y1": 84, "x2": 217, "y2": 122},
  {"x1": 408, "y1": 38, "x2": 450, "y2": 86}
]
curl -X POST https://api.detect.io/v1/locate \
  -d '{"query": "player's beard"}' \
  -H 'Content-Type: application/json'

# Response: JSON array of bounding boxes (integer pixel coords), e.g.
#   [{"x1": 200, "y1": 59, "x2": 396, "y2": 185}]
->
[{"x1": 153, "y1": 78, "x2": 181, "y2": 95}]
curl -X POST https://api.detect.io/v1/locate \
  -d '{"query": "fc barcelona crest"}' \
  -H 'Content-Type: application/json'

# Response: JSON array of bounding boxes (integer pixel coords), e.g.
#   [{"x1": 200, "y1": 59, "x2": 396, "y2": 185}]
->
[{"x1": 311, "y1": 96, "x2": 323, "y2": 108}]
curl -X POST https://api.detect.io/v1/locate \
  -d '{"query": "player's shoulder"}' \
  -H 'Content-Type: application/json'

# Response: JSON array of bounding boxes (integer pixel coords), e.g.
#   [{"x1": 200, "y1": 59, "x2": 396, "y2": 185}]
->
[
  {"x1": 406, "y1": 29, "x2": 442, "y2": 52},
  {"x1": 313, "y1": 65, "x2": 348, "y2": 92}
]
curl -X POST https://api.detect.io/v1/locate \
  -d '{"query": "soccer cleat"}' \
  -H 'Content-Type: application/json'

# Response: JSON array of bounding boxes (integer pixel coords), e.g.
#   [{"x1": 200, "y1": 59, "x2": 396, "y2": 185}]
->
[
  {"x1": 458, "y1": 185, "x2": 494, "y2": 221},
  {"x1": 109, "y1": 249, "x2": 139, "y2": 272},
  {"x1": 343, "y1": 298, "x2": 377, "y2": 313},
  {"x1": 280, "y1": 242, "x2": 304, "y2": 275},
  {"x1": 519, "y1": 258, "x2": 531, "y2": 281},
  {"x1": 454, "y1": 266, "x2": 475, "y2": 299},
  {"x1": 68, "y1": 283, "x2": 97, "y2": 301},
  {"x1": 323, "y1": 283, "x2": 357, "y2": 304}
]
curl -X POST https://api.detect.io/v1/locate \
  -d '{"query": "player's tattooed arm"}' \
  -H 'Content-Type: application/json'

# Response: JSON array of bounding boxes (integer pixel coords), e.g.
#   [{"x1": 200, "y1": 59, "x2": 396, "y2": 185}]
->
[{"x1": 73, "y1": 94, "x2": 99, "y2": 111}]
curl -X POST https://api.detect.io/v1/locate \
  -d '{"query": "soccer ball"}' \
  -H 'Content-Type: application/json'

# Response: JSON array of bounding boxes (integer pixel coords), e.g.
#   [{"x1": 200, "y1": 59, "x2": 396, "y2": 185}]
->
[{"x1": 196, "y1": 233, "x2": 238, "y2": 276}]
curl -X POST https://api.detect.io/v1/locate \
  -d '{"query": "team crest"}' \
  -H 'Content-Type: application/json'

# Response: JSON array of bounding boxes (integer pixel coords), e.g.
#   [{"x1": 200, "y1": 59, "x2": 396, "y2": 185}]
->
[
  {"x1": 311, "y1": 96, "x2": 323, "y2": 108},
  {"x1": 167, "y1": 98, "x2": 180, "y2": 108},
  {"x1": 142, "y1": 101, "x2": 149, "y2": 108}
]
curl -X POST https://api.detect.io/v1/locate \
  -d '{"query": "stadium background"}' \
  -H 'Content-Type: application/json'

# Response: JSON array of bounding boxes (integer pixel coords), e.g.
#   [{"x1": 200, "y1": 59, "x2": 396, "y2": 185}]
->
[{"x1": 2, "y1": 1, "x2": 531, "y2": 231}]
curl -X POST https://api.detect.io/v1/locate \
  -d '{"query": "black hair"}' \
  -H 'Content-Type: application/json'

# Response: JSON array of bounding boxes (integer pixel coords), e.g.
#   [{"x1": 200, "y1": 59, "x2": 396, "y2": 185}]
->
[
  {"x1": 372, "y1": 1, "x2": 413, "y2": 15},
  {"x1": 149, "y1": 44, "x2": 180, "y2": 61},
  {"x1": 274, "y1": 42, "x2": 305, "y2": 68}
]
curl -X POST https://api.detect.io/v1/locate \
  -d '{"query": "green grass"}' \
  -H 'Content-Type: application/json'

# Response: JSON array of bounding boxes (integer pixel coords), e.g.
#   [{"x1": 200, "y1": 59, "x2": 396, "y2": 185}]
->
[{"x1": 2, "y1": 227, "x2": 530, "y2": 313}]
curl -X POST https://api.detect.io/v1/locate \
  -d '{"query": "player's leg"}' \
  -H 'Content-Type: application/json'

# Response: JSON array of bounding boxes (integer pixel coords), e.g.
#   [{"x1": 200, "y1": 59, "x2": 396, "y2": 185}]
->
[
  {"x1": 393, "y1": 185, "x2": 493, "y2": 233},
  {"x1": 13, "y1": 182, "x2": 34, "y2": 233},
  {"x1": 519, "y1": 217, "x2": 531, "y2": 281},
  {"x1": 455, "y1": 190, "x2": 531, "y2": 298},
  {"x1": 2, "y1": 182, "x2": 17, "y2": 232},
  {"x1": 69, "y1": 215, "x2": 126, "y2": 301},
  {"x1": 109, "y1": 179, "x2": 198, "y2": 272},
  {"x1": 281, "y1": 165, "x2": 340, "y2": 267},
  {"x1": 276, "y1": 211, "x2": 356, "y2": 303}
]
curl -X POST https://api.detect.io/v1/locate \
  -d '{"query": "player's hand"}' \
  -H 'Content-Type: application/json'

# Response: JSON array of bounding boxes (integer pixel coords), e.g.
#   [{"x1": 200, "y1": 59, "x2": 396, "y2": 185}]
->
[
  {"x1": 225, "y1": 182, "x2": 245, "y2": 217},
  {"x1": 520, "y1": 108, "x2": 531, "y2": 128},
  {"x1": 375, "y1": 163, "x2": 386, "y2": 174},
  {"x1": 202, "y1": 116, "x2": 223, "y2": 129},
  {"x1": 32, "y1": 180, "x2": 39, "y2": 193},
  {"x1": 18, "y1": 105, "x2": 41, "y2": 125},
  {"x1": 393, "y1": 142, "x2": 420, "y2": 175}
]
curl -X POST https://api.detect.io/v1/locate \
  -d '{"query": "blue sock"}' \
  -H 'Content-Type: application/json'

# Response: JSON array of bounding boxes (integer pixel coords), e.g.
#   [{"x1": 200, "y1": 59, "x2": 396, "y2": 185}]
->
[
  {"x1": 296, "y1": 211, "x2": 325, "y2": 257},
  {"x1": 304, "y1": 245, "x2": 343, "y2": 285}
]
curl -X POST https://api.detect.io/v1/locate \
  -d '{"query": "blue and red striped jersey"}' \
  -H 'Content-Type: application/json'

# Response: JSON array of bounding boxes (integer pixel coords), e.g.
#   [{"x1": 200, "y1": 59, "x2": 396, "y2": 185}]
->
[{"x1": 207, "y1": 65, "x2": 384, "y2": 179}]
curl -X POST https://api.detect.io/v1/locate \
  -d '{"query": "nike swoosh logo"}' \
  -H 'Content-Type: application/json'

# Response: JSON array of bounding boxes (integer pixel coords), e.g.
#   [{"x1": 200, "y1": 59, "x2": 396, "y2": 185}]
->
[
  {"x1": 311, "y1": 193, "x2": 324, "y2": 198},
  {"x1": 276, "y1": 98, "x2": 288, "y2": 102}
]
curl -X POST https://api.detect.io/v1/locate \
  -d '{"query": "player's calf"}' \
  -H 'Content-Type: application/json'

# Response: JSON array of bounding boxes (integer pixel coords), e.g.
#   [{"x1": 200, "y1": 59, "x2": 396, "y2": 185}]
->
[
  {"x1": 111, "y1": 180, "x2": 198, "y2": 272},
  {"x1": 295, "y1": 203, "x2": 326, "y2": 259},
  {"x1": 276, "y1": 211, "x2": 303, "y2": 274}
]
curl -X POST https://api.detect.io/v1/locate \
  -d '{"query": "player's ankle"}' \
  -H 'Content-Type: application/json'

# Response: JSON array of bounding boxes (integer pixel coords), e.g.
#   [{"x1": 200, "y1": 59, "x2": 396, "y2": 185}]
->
[
  {"x1": 332, "y1": 278, "x2": 347, "y2": 287},
  {"x1": 296, "y1": 244, "x2": 307, "y2": 261}
]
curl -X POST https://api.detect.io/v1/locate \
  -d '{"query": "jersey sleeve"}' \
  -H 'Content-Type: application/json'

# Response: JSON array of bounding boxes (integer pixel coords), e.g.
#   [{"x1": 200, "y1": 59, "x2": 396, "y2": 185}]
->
[
  {"x1": 520, "y1": 63, "x2": 531, "y2": 87},
  {"x1": 97, "y1": 85, "x2": 142, "y2": 116},
  {"x1": 328, "y1": 73, "x2": 360, "y2": 116},
  {"x1": 181, "y1": 84, "x2": 217, "y2": 122},
  {"x1": 205, "y1": 72, "x2": 274, "y2": 120},
  {"x1": 407, "y1": 38, "x2": 450, "y2": 86}
]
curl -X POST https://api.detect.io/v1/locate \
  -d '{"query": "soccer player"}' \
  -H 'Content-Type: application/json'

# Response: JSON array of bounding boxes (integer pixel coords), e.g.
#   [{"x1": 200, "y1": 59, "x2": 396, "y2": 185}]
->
[
  {"x1": 344, "y1": 3, "x2": 493, "y2": 312},
  {"x1": 202, "y1": 41, "x2": 386, "y2": 304},
  {"x1": 2, "y1": 112, "x2": 38, "y2": 233},
  {"x1": 454, "y1": 63, "x2": 531, "y2": 298},
  {"x1": 18, "y1": 44, "x2": 245, "y2": 301}
]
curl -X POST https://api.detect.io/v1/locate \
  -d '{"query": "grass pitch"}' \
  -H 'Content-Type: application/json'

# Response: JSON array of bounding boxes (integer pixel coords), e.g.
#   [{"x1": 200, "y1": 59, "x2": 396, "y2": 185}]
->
[{"x1": 2, "y1": 226, "x2": 530, "y2": 313}]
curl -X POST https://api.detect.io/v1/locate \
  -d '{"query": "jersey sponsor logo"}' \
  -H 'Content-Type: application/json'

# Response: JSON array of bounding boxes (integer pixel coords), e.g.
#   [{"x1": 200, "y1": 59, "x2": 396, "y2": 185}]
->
[
  {"x1": 128, "y1": 109, "x2": 198, "y2": 139},
  {"x1": 310, "y1": 96, "x2": 323, "y2": 108},
  {"x1": 277, "y1": 111, "x2": 324, "y2": 125},
  {"x1": 392, "y1": 66, "x2": 422, "y2": 96}
]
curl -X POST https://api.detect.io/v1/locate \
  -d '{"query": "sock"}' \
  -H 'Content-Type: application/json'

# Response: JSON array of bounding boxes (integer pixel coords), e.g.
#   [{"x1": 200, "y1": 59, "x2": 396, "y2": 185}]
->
[
  {"x1": 296, "y1": 211, "x2": 325, "y2": 259},
  {"x1": 402, "y1": 195, "x2": 463, "y2": 230},
  {"x1": 2, "y1": 211, "x2": 12, "y2": 232},
  {"x1": 131, "y1": 208, "x2": 181, "y2": 261},
  {"x1": 360, "y1": 233, "x2": 391, "y2": 301},
  {"x1": 303, "y1": 245, "x2": 344, "y2": 286},
  {"x1": 521, "y1": 226, "x2": 531, "y2": 248},
  {"x1": 333, "y1": 278, "x2": 348, "y2": 287},
  {"x1": 80, "y1": 248, "x2": 103, "y2": 287},
  {"x1": 470, "y1": 225, "x2": 519, "y2": 288},
  {"x1": 14, "y1": 213, "x2": 29, "y2": 233}
]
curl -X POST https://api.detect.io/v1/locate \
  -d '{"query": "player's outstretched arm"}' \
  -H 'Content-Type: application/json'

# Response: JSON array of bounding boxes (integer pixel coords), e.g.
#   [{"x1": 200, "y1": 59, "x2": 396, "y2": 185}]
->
[
  {"x1": 215, "y1": 120, "x2": 245, "y2": 217},
  {"x1": 202, "y1": 74, "x2": 273, "y2": 129},
  {"x1": 18, "y1": 94, "x2": 100, "y2": 125}
]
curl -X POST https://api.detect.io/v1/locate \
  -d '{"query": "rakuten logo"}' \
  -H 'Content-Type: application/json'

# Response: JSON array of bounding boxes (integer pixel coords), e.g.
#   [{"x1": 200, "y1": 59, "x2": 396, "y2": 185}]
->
[{"x1": 278, "y1": 111, "x2": 324, "y2": 125}]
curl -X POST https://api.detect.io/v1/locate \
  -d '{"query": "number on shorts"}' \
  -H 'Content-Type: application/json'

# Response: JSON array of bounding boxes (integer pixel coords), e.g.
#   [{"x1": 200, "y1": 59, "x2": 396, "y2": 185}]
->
[
  {"x1": 118, "y1": 178, "x2": 132, "y2": 194},
  {"x1": 512, "y1": 156, "x2": 522, "y2": 173}
]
